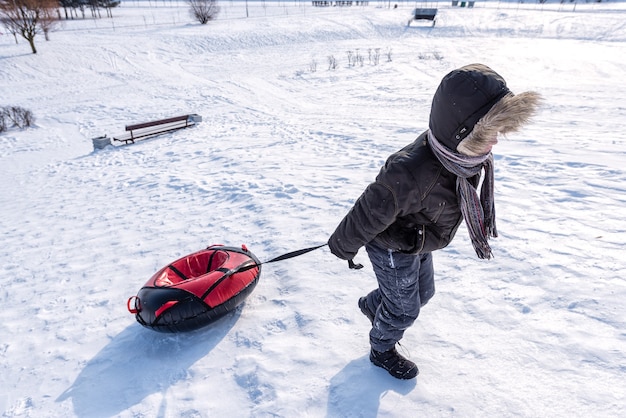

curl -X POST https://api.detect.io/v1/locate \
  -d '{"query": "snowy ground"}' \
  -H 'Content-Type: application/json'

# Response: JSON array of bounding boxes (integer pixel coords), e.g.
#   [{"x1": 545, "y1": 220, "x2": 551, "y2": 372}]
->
[{"x1": 1, "y1": 1, "x2": 625, "y2": 416}]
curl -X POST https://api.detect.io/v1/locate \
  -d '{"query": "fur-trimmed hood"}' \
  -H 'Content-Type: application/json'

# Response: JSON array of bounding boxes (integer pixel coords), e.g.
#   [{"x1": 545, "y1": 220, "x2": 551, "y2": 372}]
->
[{"x1": 429, "y1": 63, "x2": 541, "y2": 156}]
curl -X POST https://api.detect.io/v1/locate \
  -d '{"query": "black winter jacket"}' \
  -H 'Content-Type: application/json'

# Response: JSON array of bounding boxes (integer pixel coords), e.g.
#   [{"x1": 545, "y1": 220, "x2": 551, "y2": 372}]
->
[{"x1": 328, "y1": 131, "x2": 472, "y2": 260}]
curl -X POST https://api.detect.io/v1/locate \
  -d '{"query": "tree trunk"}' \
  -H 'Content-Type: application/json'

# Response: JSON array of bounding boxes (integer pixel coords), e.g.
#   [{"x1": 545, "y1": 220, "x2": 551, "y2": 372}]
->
[{"x1": 27, "y1": 37, "x2": 37, "y2": 54}]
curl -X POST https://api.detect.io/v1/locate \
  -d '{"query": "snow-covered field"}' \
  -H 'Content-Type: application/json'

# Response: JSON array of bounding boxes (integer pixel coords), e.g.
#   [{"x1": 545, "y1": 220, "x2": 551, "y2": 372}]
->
[{"x1": 1, "y1": 1, "x2": 625, "y2": 416}]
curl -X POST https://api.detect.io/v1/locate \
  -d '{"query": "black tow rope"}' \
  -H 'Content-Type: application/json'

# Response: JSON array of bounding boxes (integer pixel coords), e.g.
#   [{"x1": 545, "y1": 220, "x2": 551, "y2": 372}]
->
[
  {"x1": 264, "y1": 243, "x2": 364, "y2": 270},
  {"x1": 240, "y1": 243, "x2": 363, "y2": 272},
  {"x1": 263, "y1": 243, "x2": 328, "y2": 264}
]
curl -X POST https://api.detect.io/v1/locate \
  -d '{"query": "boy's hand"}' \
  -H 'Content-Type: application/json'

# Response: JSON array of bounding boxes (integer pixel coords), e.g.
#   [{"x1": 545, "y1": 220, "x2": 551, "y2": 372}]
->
[{"x1": 348, "y1": 259, "x2": 363, "y2": 270}]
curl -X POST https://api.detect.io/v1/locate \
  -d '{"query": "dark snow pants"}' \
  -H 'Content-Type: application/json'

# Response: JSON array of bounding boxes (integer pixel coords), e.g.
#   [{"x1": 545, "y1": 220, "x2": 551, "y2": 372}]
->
[{"x1": 363, "y1": 241, "x2": 435, "y2": 352}]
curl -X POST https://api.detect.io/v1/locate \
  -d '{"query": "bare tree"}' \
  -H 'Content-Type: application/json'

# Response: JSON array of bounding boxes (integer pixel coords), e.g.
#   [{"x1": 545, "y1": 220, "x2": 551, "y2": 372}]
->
[
  {"x1": 57, "y1": 0, "x2": 119, "y2": 20},
  {"x1": 188, "y1": 0, "x2": 220, "y2": 25},
  {"x1": 1, "y1": 15, "x2": 20, "y2": 43},
  {"x1": 0, "y1": 0, "x2": 59, "y2": 54},
  {"x1": 39, "y1": 1, "x2": 59, "y2": 41},
  {"x1": 100, "y1": 0, "x2": 120, "y2": 18}
]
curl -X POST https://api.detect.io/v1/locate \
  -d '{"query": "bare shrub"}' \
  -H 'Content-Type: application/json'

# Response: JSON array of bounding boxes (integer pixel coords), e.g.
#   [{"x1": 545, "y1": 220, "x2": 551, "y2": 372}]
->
[
  {"x1": 355, "y1": 49, "x2": 364, "y2": 67},
  {"x1": 328, "y1": 55, "x2": 337, "y2": 70},
  {"x1": 0, "y1": 108, "x2": 7, "y2": 133},
  {"x1": 18, "y1": 108, "x2": 34, "y2": 127},
  {"x1": 0, "y1": 106, "x2": 35, "y2": 131},
  {"x1": 419, "y1": 51, "x2": 444, "y2": 61},
  {"x1": 188, "y1": 0, "x2": 220, "y2": 25}
]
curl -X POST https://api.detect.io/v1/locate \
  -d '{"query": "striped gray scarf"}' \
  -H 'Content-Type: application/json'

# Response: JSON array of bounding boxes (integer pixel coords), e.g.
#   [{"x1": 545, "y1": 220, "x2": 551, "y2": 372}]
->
[{"x1": 427, "y1": 130, "x2": 497, "y2": 259}]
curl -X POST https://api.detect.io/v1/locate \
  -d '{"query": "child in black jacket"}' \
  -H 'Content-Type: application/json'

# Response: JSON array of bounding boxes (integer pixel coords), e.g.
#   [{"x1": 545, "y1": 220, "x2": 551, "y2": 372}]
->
[{"x1": 329, "y1": 63, "x2": 541, "y2": 379}]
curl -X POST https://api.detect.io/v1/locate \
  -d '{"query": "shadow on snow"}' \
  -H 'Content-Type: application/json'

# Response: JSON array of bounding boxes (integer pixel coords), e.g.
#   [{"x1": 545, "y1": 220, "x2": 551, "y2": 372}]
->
[
  {"x1": 326, "y1": 356, "x2": 417, "y2": 418},
  {"x1": 56, "y1": 307, "x2": 242, "y2": 417}
]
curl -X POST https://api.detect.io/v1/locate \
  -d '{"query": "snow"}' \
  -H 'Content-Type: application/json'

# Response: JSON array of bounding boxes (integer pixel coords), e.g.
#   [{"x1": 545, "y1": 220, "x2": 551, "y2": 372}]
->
[{"x1": 1, "y1": 0, "x2": 625, "y2": 416}]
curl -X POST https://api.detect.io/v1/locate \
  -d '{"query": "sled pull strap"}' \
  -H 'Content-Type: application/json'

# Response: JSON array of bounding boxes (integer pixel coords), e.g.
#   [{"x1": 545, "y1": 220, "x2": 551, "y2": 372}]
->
[
  {"x1": 264, "y1": 243, "x2": 328, "y2": 264},
  {"x1": 236, "y1": 243, "x2": 328, "y2": 273}
]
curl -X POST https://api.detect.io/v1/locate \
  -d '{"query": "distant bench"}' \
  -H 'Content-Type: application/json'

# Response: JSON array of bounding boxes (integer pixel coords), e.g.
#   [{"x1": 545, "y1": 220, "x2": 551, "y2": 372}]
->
[
  {"x1": 452, "y1": 1, "x2": 475, "y2": 7},
  {"x1": 408, "y1": 8, "x2": 438, "y2": 27},
  {"x1": 311, "y1": 1, "x2": 368, "y2": 6},
  {"x1": 112, "y1": 114, "x2": 202, "y2": 145}
]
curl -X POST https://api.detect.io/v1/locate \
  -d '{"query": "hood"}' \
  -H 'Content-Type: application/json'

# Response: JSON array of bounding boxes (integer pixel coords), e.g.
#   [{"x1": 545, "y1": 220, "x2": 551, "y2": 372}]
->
[{"x1": 428, "y1": 63, "x2": 541, "y2": 155}]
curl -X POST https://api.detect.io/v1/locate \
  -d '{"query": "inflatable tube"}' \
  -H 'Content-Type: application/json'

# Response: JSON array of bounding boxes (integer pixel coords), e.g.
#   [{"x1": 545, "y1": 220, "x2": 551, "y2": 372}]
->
[{"x1": 128, "y1": 244, "x2": 261, "y2": 333}]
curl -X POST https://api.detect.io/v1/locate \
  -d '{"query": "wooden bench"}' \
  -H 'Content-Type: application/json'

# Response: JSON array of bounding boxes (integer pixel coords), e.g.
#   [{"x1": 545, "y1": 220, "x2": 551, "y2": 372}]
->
[
  {"x1": 312, "y1": 0, "x2": 366, "y2": 5},
  {"x1": 112, "y1": 114, "x2": 201, "y2": 145},
  {"x1": 408, "y1": 8, "x2": 438, "y2": 27},
  {"x1": 452, "y1": 1, "x2": 475, "y2": 7}
]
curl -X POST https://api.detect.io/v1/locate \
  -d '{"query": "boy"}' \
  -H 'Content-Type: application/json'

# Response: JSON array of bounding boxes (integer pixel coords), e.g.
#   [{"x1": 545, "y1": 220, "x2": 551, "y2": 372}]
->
[{"x1": 329, "y1": 64, "x2": 541, "y2": 379}]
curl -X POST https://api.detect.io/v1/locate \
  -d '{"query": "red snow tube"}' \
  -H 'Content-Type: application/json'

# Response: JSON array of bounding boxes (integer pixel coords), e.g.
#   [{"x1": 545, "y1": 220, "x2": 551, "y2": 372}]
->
[{"x1": 127, "y1": 244, "x2": 261, "y2": 333}]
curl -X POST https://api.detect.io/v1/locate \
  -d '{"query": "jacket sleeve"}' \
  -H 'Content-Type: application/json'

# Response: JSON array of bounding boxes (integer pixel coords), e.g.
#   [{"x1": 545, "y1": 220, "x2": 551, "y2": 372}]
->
[{"x1": 328, "y1": 181, "x2": 398, "y2": 260}]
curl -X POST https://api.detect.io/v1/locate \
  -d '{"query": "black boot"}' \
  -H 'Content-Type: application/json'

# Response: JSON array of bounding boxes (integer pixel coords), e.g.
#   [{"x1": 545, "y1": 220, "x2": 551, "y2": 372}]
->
[
  {"x1": 370, "y1": 347, "x2": 419, "y2": 380},
  {"x1": 358, "y1": 297, "x2": 375, "y2": 325}
]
